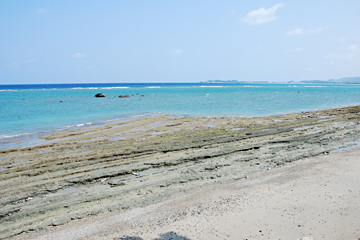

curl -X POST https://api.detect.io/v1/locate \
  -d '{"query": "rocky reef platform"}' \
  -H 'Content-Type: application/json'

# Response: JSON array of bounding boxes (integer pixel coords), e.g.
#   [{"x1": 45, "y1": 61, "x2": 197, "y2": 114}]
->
[{"x1": 1, "y1": 106, "x2": 360, "y2": 238}]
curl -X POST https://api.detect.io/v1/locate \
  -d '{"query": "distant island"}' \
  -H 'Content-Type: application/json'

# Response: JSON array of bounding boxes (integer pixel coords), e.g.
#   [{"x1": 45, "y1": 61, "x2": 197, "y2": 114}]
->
[
  {"x1": 299, "y1": 77, "x2": 360, "y2": 84},
  {"x1": 201, "y1": 77, "x2": 360, "y2": 84},
  {"x1": 200, "y1": 80, "x2": 270, "y2": 84}
]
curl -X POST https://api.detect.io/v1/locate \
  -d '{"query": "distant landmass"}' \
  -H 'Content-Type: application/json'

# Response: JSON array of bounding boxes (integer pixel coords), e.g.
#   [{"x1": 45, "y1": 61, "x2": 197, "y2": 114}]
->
[
  {"x1": 200, "y1": 77, "x2": 360, "y2": 84},
  {"x1": 201, "y1": 80, "x2": 269, "y2": 84},
  {"x1": 300, "y1": 77, "x2": 360, "y2": 84},
  {"x1": 202, "y1": 80, "x2": 239, "y2": 83}
]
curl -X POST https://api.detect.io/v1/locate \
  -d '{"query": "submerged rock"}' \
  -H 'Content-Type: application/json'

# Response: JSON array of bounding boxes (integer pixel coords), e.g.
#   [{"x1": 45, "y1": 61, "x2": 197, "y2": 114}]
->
[{"x1": 95, "y1": 93, "x2": 105, "y2": 98}]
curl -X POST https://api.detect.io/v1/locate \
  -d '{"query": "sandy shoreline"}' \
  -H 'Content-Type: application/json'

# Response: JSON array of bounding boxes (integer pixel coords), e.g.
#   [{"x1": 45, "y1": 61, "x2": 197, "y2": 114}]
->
[{"x1": 1, "y1": 106, "x2": 360, "y2": 239}]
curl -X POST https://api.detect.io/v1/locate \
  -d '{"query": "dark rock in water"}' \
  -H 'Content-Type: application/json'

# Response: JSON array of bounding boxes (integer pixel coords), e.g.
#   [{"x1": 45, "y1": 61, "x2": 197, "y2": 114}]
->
[
  {"x1": 124, "y1": 94, "x2": 130, "y2": 98},
  {"x1": 141, "y1": 95, "x2": 144, "y2": 97},
  {"x1": 119, "y1": 95, "x2": 124, "y2": 98},
  {"x1": 60, "y1": 100, "x2": 64, "y2": 103},
  {"x1": 95, "y1": 93, "x2": 105, "y2": 98},
  {"x1": 119, "y1": 94, "x2": 130, "y2": 98}
]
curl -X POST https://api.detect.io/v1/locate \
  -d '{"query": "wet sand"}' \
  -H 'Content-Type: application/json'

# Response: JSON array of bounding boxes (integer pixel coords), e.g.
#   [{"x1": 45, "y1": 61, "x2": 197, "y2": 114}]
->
[{"x1": 1, "y1": 106, "x2": 360, "y2": 239}]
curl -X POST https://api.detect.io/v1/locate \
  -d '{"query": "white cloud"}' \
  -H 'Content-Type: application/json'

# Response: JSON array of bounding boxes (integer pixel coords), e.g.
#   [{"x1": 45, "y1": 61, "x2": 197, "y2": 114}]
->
[
  {"x1": 6, "y1": 62, "x2": 20, "y2": 68},
  {"x1": 339, "y1": 37, "x2": 347, "y2": 42},
  {"x1": 27, "y1": 59, "x2": 34, "y2": 63},
  {"x1": 286, "y1": 28, "x2": 303, "y2": 35},
  {"x1": 73, "y1": 53, "x2": 86, "y2": 58},
  {"x1": 36, "y1": 8, "x2": 46, "y2": 14},
  {"x1": 167, "y1": 49, "x2": 183, "y2": 55},
  {"x1": 287, "y1": 25, "x2": 333, "y2": 36},
  {"x1": 325, "y1": 42, "x2": 360, "y2": 69},
  {"x1": 348, "y1": 44, "x2": 360, "y2": 51},
  {"x1": 325, "y1": 53, "x2": 353, "y2": 60},
  {"x1": 244, "y1": 3, "x2": 283, "y2": 25},
  {"x1": 308, "y1": 25, "x2": 332, "y2": 34},
  {"x1": 325, "y1": 44, "x2": 359, "y2": 64}
]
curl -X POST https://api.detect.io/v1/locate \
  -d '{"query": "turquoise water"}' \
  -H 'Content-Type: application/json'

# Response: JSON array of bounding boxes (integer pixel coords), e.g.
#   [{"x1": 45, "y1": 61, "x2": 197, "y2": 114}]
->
[{"x1": 1, "y1": 83, "x2": 360, "y2": 140}]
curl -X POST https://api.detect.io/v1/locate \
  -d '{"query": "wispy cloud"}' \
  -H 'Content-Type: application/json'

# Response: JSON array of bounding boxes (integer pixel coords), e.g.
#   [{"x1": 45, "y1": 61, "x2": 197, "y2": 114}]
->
[
  {"x1": 285, "y1": 47, "x2": 303, "y2": 54},
  {"x1": 287, "y1": 25, "x2": 333, "y2": 36},
  {"x1": 27, "y1": 59, "x2": 34, "y2": 63},
  {"x1": 6, "y1": 62, "x2": 20, "y2": 68},
  {"x1": 325, "y1": 53, "x2": 353, "y2": 60},
  {"x1": 286, "y1": 28, "x2": 303, "y2": 35},
  {"x1": 36, "y1": 8, "x2": 46, "y2": 14},
  {"x1": 348, "y1": 44, "x2": 360, "y2": 51},
  {"x1": 339, "y1": 37, "x2": 347, "y2": 42},
  {"x1": 308, "y1": 25, "x2": 333, "y2": 33},
  {"x1": 73, "y1": 53, "x2": 86, "y2": 58},
  {"x1": 244, "y1": 3, "x2": 283, "y2": 25},
  {"x1": 87, "y1": 65, "x2": 96, "y2": 69},
  {"x1": 325, "y1": 43, "x2": 359, "y2": 64},
  {"x1": 167, "y1": 49, "x2": 183, "y2": 55}
]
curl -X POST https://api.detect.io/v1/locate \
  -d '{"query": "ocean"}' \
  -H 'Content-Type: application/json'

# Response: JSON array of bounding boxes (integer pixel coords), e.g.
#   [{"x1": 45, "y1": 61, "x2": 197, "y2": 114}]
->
[{"x1": 1, "y1": 82, "x2": 360, "y2": 148}]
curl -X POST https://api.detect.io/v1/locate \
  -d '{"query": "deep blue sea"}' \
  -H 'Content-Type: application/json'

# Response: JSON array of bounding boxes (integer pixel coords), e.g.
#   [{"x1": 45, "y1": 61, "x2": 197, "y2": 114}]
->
[{"x1": 1, "y1": 82, "x2": 360, "y2": 142}]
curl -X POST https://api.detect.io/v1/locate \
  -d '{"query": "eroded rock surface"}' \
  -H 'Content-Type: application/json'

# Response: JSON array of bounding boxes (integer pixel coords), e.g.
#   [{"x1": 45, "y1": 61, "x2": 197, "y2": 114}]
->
[{"x1": 1, "y1": 106, "x2": 360, "y2": 238}]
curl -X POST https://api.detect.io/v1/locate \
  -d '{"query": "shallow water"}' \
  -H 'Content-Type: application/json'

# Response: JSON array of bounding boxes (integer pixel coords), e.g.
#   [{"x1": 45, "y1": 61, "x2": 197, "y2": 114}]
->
[{"x1": 1, "y1": 83, "x2": 360, "y2": 141}]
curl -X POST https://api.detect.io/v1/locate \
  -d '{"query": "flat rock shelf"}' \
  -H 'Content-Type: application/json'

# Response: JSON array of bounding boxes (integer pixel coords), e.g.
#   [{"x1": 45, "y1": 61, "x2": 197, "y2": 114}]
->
[{"x1": 1, "y1": 105, "x2": 360, "y2": 239}]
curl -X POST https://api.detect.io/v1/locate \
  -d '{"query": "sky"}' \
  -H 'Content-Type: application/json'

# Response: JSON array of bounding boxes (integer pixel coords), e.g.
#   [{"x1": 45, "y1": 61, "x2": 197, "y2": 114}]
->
[{"x1": 0, "y1": 0, "x2": 359, "y2": 84}]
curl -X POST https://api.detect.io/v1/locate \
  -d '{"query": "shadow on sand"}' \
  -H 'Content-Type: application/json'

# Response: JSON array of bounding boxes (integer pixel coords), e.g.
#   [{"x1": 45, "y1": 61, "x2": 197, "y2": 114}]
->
[{"x1": 117, "y1": 231, "x2": 191, "y2": 240}]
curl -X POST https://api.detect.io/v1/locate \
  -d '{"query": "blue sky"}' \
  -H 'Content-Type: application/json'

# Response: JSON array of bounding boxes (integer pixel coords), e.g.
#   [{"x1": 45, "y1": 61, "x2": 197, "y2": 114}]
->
[{"x1": 0, "y1": 0, "x2": 359, "y2": 84}]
